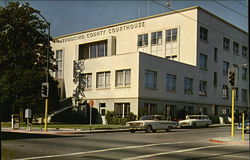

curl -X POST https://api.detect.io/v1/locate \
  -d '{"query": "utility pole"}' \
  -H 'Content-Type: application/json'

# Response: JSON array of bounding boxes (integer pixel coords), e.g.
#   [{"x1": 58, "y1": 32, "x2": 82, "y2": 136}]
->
[
  {"x1": 33, "y1": 9, "x2": 50, "y2": 132},
  {"x1": 228, "y1": 68, "x2": 235, "y2": 137}
]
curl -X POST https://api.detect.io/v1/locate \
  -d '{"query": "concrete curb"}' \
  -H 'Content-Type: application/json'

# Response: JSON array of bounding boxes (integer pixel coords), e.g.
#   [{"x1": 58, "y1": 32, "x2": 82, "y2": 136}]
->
[
  {"x1": 208, "y1": 138, "x2": 249, "y2": 145},
  {"x1": 1, "y1": 128, "x2": 129, "y2": 135},
  {"x1": 1, "y1": 124, "x2": 232, "y2": 135}
]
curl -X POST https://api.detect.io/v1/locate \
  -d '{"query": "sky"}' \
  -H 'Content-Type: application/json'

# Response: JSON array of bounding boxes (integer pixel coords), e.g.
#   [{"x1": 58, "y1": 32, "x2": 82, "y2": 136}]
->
[{"x1": 1, "y1": 0, "x2": 248, "y2": 37}]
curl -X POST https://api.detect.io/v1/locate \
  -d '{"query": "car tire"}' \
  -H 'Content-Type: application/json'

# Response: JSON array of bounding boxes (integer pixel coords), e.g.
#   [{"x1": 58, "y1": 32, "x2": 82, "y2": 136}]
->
[
  {"x1": 145, "y1": 125, "x2": 152, "y2": 133},
  {"x1": 166, "y1": 126, "x2": 172, "y2": 132},
  {"x1": 192, "y1": 123, "x2": 197, "y2": 128},
  {"x1": 130, "y1": 130, "x2": 135, "y2": 133},
  {"x1": 205, "y1": 124, "x2": 209, "y2": 128}
]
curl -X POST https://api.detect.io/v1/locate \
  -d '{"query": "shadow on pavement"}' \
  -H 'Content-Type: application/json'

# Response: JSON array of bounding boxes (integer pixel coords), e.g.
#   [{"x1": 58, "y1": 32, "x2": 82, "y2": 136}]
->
[{"x1": 1, "y1": 131, "x2": 81, "y2": 140}]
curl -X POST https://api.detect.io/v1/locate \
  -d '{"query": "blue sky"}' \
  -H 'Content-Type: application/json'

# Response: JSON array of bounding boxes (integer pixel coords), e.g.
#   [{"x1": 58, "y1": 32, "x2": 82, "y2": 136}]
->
[{"x1": 1, "y1": 0, "x2": 248, "y2": 37}]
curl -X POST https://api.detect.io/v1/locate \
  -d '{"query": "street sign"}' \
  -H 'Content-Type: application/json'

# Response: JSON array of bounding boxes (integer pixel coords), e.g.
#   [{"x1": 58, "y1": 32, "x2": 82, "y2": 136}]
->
[
  {"x1": 25, "y1": 109, "x2": 32, "y2": 119},
  {"x1": 89, "y1": 100, "x2": 94, "y2": 107}
]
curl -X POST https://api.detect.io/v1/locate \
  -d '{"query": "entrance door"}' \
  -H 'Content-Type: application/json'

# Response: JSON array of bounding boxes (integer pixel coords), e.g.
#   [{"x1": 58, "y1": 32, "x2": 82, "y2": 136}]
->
[{"x1": 99, "y1": 103, "x2": 107, "y2": 124}]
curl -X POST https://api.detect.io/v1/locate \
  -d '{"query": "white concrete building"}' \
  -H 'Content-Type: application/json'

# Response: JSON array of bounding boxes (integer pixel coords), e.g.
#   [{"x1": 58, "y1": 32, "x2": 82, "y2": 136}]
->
[{"x1": 52, "y1": 6, "x2": 249, "y2": 120}]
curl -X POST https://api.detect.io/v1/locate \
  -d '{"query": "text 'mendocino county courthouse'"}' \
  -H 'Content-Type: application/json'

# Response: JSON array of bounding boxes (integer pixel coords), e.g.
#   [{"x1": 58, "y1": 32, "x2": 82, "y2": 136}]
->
[{"x1": 51, "y1": 6, "x2": 249, "y2": 119}]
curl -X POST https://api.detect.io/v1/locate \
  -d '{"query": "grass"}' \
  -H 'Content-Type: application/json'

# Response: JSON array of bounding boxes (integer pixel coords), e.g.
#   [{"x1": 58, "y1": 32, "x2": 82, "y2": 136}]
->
[{"x1": 1, "y1": 122, "x2": 124, "y2": 129}]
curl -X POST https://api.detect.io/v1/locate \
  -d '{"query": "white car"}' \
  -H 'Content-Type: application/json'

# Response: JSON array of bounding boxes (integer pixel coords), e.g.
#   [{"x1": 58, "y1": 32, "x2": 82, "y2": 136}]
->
[
  {"x1": 126, "y1": 115, "x2": 178, "y2": 133},
  {"x1": 178, "y1": 115, "x2": 212, "y2": 128}
]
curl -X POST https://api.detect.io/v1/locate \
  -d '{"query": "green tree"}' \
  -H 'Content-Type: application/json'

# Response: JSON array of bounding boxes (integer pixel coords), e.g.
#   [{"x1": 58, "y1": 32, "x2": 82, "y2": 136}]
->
[{"x1": 0, "y1": 2, "x2": 59, "y2": 121}]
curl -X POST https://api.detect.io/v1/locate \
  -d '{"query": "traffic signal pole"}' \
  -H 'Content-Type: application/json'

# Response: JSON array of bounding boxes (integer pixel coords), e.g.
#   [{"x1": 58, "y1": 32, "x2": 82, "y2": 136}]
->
[
  {"x1": 231, "y1": 88, "x2": 235, "y2": 137},
  {"x1": 44, "y1": 98, "x2": 48, "y2": 132}
]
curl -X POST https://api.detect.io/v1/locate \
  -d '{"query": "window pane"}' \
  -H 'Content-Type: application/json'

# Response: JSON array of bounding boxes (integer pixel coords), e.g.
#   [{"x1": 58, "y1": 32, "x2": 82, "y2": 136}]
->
[
  {"x1": 125, "y1": 70, "x2": 131, "y2": 86},
  {"x1": 105, "y1": 72, "x2": 110, "y2": 88},
  {"x1": 116, "y1": 71, "x2": 123, "y2": 87},
  {"x1": 98, "y1": 42, "x2": 105, "y2": 57},
  {"x1": 90, "y1": 45, "x2": 96, "y2": 58}
]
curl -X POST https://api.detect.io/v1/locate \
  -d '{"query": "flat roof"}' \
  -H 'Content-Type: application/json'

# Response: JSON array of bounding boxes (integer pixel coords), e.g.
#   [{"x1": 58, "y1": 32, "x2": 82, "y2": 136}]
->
[{"x1": 54, "y1": 6, "x2": 248, "y2": 40}]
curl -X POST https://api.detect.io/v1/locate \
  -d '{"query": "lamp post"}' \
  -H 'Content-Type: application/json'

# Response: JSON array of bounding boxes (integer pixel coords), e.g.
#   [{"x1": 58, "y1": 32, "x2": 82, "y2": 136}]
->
[{"x1": 33, "y1": 9, "x2": 50, "y2": 132}]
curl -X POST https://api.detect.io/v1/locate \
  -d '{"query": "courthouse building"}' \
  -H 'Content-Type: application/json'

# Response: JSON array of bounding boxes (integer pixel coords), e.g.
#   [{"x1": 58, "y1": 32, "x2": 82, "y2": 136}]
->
[{"x1": 51, "y1": 6, "x2": 249, "y2": 119}]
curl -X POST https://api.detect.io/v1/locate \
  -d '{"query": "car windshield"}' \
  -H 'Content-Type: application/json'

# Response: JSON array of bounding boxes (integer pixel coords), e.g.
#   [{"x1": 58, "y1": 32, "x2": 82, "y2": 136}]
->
[{"x1": 140, "y1": 116, "x2": 153, "y2": 120}]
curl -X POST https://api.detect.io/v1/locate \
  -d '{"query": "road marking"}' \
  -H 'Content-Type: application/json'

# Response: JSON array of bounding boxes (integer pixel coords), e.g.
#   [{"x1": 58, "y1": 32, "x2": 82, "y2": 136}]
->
[
  {"x1": 122, "y1": 145, "x2": 226, "y2": 160},
  {"x1": 13, "y1": 141, "x2": 186, "y2": 160}
]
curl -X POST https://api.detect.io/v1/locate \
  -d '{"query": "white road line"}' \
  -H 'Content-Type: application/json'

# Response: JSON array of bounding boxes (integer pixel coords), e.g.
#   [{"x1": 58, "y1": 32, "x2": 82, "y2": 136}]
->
[
  {"x1": 122, "y1": 145, "x2": 226, "y2": 160},
  {"x1": 13, "y1": 141, "x2": 186, "y2": 160}
]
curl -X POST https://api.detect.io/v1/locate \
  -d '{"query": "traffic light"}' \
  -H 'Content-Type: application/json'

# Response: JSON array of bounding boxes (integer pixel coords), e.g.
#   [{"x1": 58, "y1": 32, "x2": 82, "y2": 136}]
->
[
  {"x1": 228, "y1": 71, "x2": 235, "y2": 87},
  {"x1": 41, "y1": 83, "x2": 49, "y2": 97}
]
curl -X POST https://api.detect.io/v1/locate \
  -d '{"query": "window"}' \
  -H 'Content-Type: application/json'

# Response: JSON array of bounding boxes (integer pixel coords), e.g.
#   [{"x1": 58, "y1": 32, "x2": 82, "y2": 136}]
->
[
  {"x1": 223, "y1": 61, "x2": 229, "y2": 75},
  {"x1": 114, "y1": 103, "x2": 130, "y2": 118},
  {"x1": 144, "y1": 103, "x2": 157, "y2": 115},
  {"x1": 234, "y1": 88, "x2": 238, "y2": 100},
  {"x1": 233, "y1": 42, "x2": 239, "y2": 55},
  {"x1": 213, "y1": 72, "x2": 217, "y2": 87},
  {"x1": 151, "y1": 31, "x2": 162, "y2": 45},
  {"x1": 184, "y1": 77, "x2": 193, "y2": 94},
  {"x1": 223, "y1": 37, "x2": 230, "y2": 50},
  {"x1": 242, "y1": 89, "x2": 247, "y2": 102},
  {"x1": 145, "y1": 70, "x2": 157, "y2": 89},
  {"x1": 82, "y1": 73, "x2": 92, "y2": 89},
  {"x1": 115, "y1": 69, "x2": 131, "y2": 87},
  {"x1": 138, "y1": 34, "x2": 148, "y2": 46},
  {"x1": 166, "y1": 28, "x2": 178, "y2": 42},
  {"x1": 200, "y1": 26, "x2": 208, "y2": 42},
  {"x1": 199, "y1": 54, "x2": 207, "y2": 69},
  {"x1": 242, "y1": 67, "x2": 247, "y2": 80},
  {"x1": 242, "y1": 46, "x2": 248, "y2": 57},
  {"x1": 199, "y1": 81, "x2": 207, "y2": 96},
  {"x1": 184, "y1": 106, "x2": 194, "y2": 115},
  {"x1": 166, "y1": 74, "x2": 176, "y2": 92},
  {"x1": 214, "y1": 47, "x2": 218, "y2": 62},
  {"x1": 166, "y1": 105, "x2": 177, "y2": 120},
  {"x1": 55, "y1": 49, "x2": 63, "y2": 78},
  {"x1": 79, "y1": 40, "x2": 107, "y2": 59},
  {"x1": 222, "y1": 85, "x2": 229, "y2": 99},
  {"x1": 233, "y1": 64, "x2": 239, "y2": 79},
  {"x1": 96, "y1": 71, "x2": 110, "y2": 88}
]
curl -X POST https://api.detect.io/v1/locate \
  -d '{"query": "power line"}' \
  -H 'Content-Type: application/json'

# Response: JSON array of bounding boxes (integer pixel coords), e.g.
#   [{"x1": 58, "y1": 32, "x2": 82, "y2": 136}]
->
[
  {"x1": 212, "y1": 0, "x2": 248, "y2": 19},
  {"x1": 150, "y1": 0, "x2": 247, "y2": 45}
]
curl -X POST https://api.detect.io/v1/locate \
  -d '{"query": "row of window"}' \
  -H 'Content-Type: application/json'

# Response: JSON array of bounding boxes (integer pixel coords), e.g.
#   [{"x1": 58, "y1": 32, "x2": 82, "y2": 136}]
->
[
  {"x1": 200, "y1": 26, "x2": 248, "y2": 58},
  {"x1": 199, "y1": 53, "x2": 248, "y2": 81},
  {"x1": 79, "y1": 40, "x2": 108, "y2": 60},
  {"x1": 138, "y1": 28, "x2": 178, "y2": 46},
  {"x1": 145, "y1": 70, "x2": 248, "y2": 102},
  {"x1": 82, "y1": 69, "x2": 131, "y2": 89}
]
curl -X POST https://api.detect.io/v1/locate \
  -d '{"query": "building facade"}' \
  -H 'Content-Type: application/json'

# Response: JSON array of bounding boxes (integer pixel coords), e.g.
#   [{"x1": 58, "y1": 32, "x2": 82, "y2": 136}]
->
[{"x1": 52, "y1": 6, "x2": 249, "y2": 120}]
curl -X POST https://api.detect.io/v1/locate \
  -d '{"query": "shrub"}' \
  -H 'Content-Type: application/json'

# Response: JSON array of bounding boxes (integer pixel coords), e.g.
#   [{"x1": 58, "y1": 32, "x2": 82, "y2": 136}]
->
[
  {"x1": 209, "y1": 115, "x2": 220, "y2": 124},
  {"x1": 105, "y1": 111, "x2": 136, "y2": 125}
]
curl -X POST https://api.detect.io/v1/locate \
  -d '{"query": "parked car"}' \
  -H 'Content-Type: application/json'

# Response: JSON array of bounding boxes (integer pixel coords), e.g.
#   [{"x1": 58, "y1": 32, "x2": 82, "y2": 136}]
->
[
  {"x1": 178, "y1": 115, "x2": 212, "y2": 128},
  {"x1": 237, "y1": 119, "x2": 250, "y2": 133},
  {"x1": 126, "y1": 115, "x2": 178, "y2": 133}
]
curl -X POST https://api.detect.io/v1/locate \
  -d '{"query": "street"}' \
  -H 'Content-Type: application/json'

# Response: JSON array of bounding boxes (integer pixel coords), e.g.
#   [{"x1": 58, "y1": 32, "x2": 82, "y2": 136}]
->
[{"x1": 2, "y1": 127, "x2": 249, "y2": 160}]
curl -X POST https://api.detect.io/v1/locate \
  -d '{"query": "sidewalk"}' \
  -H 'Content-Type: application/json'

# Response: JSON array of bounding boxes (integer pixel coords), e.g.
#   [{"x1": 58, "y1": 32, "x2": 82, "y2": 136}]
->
[
  {"x1": 1, "y1": 126, "x2": 129, "y2": 135},
  {"x1": 1, "y1": 123, "x2": 234, "y2": 135},
  {"x1": 209, "y1": 135, "x2": 249, "y2": 145}
]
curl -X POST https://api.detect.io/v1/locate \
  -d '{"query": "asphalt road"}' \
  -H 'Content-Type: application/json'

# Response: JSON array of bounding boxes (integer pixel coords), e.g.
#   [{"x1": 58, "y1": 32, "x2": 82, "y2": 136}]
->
[{"x1": 2, "y1": 127, "x2": 249, "y2": 160}]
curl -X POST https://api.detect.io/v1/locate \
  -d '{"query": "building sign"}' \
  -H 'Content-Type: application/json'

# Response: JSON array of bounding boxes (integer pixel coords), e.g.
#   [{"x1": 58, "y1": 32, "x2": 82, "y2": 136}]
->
[{"x1": 55, "y1": 21, "x2": 145, "y2": 43}]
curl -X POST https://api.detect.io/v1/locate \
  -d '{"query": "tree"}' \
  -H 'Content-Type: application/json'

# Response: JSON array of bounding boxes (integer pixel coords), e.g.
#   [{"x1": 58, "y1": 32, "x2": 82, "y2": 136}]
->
[{"x1": 0, "y1": 2, "x2": 59, "y2": 121}]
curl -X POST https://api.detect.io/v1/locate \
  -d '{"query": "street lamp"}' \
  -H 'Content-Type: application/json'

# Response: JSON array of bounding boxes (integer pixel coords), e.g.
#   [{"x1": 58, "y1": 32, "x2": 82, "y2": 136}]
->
[{"x1": 32, "y1": 9, "x2": 50, "y2": 132}]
